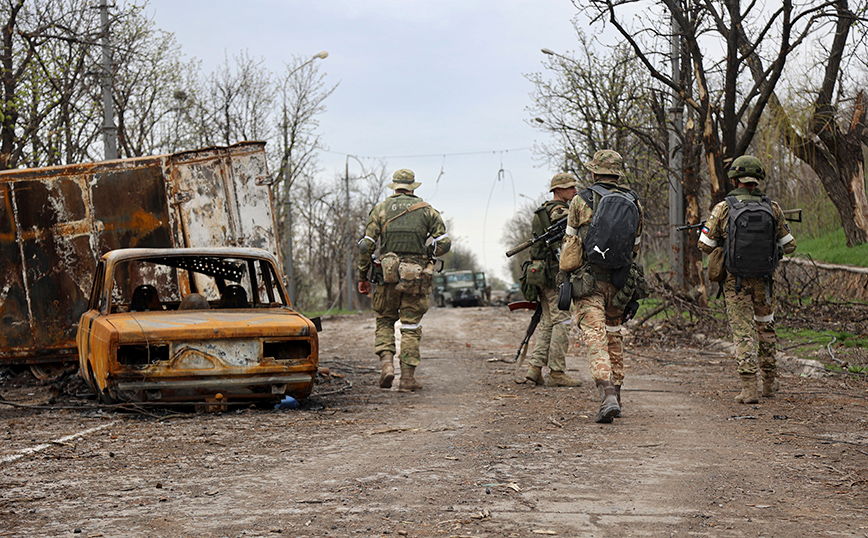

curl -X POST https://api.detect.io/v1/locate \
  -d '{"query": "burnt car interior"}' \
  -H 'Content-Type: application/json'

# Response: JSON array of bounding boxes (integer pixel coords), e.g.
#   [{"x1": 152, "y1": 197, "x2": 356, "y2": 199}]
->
[{"x1": 105, "y1": 255, "x2": 286, "y2": 314}]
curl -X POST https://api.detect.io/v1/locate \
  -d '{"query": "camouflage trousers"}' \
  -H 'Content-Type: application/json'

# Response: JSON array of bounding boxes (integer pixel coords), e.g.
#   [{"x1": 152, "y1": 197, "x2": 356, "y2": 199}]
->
[
  {"x1": 574, "y1": 281, "x2": 625, "y2": 385},
  {"x1": 372, "y1": 282, "x2": 430, "y2": 367},
  {"x1": 530, "y1": 284, "x2": 571, "y2": 372},
  {"x1": 723, "y1": 277, "x2": 776, "y2": 376}
]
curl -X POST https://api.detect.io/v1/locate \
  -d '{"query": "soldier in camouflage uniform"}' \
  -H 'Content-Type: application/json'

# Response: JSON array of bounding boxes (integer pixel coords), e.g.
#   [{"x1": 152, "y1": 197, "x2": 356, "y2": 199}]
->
[
  {"x1": 525, "y1": 172, "x2": 583, "y2": 387},
  {"x1": 697, "y1": 155, "x2": 796, "y2": 404},
  {"x1": 563, "y1": 150, "x2": 643, "y2": 423},
  {"x1": 358, "y1": 169, "x2": 451, "y2": 391}
]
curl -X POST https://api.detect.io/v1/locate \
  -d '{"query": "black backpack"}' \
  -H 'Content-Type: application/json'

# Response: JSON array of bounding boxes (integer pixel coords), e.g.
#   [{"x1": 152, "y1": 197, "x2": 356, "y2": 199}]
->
[
  {"x1": 724, "y1": 195, "x2": 779, "y2": 279},
  {"x1": 579, "y1": 184, "x2": 640, "y2": 270}
]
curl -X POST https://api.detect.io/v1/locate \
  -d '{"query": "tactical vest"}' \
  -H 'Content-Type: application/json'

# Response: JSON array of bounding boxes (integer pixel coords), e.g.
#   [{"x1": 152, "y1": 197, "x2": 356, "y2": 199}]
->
[
  {"x1": 380, "y1": 195, "x2": 429, "y2": 255},
  {"x1": 530, "y1": 200, "x2": 568, "y2": 261}
]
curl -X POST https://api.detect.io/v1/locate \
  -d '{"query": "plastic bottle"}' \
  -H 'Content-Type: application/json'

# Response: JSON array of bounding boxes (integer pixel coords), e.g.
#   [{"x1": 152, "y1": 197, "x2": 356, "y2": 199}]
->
[{"x1": 274, "y1": 395, "x2": 299, "y2": 410}]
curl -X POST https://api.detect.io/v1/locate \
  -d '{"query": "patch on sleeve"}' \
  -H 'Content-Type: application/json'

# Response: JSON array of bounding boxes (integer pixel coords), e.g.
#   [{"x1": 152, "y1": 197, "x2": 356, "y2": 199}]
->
[{"x1": 701, "y1": 226, "x2": 710, "y2": 235}]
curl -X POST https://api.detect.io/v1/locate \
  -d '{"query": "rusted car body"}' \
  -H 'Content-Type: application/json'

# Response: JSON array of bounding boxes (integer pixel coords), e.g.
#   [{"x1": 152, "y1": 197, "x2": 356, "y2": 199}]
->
[
  {"x1": 0, "y1": 142, "x2": 279, "y2": 375},
  {"x1": 78, "y1": 248, "x2": 317, "y2": 404}
]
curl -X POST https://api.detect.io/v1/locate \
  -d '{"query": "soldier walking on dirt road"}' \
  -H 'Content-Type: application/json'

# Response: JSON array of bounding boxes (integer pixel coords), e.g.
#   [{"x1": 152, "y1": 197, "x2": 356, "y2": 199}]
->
[
  {"x1": 524, "y1": 172, "x2": 583, "y2": 388},
  {"x1": 358, "y1": 169, "x2": 451, "y2": 391},
  {"x1": 697, "y1": 155, "x2": 796, "y2": 404},
  {"x1": 561, "y1": 150, "x2": 643, "y2": 424}
]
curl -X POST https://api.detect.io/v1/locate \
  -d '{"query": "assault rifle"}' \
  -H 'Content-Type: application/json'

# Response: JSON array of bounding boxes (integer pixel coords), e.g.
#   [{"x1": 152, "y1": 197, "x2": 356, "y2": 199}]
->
[
  {"x1": 675, "y1": 208, "x2": 802, "y2": 232},
  {"x1": 507, "y1": 300, "x2": 543, "y2": 383},
  {"x1": 506, "y1": 216, "x2": 567, "y2": 258}
]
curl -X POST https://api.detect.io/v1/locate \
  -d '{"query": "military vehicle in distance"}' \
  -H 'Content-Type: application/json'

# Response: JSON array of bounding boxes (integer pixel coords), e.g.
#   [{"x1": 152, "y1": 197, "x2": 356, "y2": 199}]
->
[{"x1": 432, "y1": 270, "x2": 488, "y2": 307}]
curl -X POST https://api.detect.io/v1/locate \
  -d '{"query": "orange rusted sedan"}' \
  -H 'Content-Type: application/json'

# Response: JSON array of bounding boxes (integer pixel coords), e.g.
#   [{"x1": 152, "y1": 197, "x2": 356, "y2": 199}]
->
[{"x1": 77, "y1": 248, "x2": 319, "y2": 405}]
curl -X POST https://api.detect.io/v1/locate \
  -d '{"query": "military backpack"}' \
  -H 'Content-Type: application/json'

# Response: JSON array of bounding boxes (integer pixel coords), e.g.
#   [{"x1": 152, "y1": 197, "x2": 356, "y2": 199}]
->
[
  {"x1": 578, "y1": 184, "x2": 640, "y2": 270},
  {"x1": 723, "y1": 195, "x2": 779, "y2": 280}
]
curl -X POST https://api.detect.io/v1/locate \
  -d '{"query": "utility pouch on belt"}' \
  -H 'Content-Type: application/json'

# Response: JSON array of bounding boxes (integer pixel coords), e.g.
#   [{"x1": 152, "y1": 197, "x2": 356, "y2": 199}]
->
[
  {"x1": 559, "y1": 234, "x2": 582, "y2": 273},
  {"x1": 395, "y1": 259, "x2": 426, "y2": 294},
  {"x1": 525, "y1": 259, "x2": 547, "y2": 288},
  {"x1": 708, "y1": 246, "x2": 726, "y2": 282},
  {"x1": 557, "y1": 279, "x2": 572, "y2": 311},
  {"x1": 570, "y1": 264, "x2": 597, "y2": 300},
  {"x1": 381, "y1": 252, "x2": 400, "y2": 283}
]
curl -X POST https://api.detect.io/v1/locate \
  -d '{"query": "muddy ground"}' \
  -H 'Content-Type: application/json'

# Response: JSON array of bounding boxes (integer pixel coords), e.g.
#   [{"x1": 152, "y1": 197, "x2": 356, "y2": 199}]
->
[{"x1": 1, "y1": 305, "x2": 867, "y2": 537}]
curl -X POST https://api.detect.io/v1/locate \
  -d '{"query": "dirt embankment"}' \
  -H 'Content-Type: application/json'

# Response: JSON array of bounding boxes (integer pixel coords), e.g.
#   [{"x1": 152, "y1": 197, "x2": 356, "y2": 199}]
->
[{"x1": 1, "y1": 306, "x2": 866, "y2": 537}]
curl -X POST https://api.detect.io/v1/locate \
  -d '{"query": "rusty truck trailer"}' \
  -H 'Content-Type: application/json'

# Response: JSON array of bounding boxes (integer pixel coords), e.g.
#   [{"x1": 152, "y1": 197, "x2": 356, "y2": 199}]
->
[{"x1": 0, "y1": 142, "x2": 281, "y2": 375}]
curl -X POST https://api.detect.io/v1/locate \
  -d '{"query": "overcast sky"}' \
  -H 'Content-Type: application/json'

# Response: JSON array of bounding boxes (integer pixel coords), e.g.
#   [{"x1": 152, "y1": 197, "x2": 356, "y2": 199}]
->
[{"x1": 145, "y1": 0, "x2": 587, "y2": 282}]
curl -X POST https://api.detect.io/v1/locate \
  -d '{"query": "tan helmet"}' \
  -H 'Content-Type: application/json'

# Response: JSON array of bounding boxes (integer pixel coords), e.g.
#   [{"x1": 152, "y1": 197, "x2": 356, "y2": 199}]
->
[
  {"x1": 387, "y1": 168, "x2": 422, "y2": 191},
  {"x1": 583, "y1": 149, "x2": 625, "y2": 179},
  {"x1": 549, "y1": 172, "x2": 579, "y2": 192}
]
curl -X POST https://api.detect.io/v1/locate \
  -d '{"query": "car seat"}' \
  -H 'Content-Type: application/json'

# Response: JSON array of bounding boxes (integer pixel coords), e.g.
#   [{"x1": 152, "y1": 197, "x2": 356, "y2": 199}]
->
[
  {"x1": 219, "y1": 284, "x2": 249, "y2": 309},
  {"x1": 130, "y1": 284, "x2": 162, "y2": 312}
]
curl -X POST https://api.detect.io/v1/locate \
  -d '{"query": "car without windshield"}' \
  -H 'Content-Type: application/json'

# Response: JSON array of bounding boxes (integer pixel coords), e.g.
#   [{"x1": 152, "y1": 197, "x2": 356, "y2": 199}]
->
[{"x1": 77, "y1": 247, "x2": 319, "y2": 405}]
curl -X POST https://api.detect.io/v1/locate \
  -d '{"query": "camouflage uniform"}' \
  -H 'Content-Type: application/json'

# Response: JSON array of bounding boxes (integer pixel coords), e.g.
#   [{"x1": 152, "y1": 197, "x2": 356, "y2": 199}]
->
[
  {"x1": 526, "y1": 172, "x2": 581, "y2": 387},
  {"x1": 698, "y1": 176, "x2": 796, "y2": 401},
  {"x1": 564, "y1": 150, "x2": 642, "y2": 423},
  {"x1": 358, "y1": 169, "x2": 450, "y2": 390}
]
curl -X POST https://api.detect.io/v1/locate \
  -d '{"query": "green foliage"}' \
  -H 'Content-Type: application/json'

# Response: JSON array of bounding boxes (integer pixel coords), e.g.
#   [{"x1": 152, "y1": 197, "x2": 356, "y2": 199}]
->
[
  {"x1": 776, "y1": 327, "x2": 868, "y2": 362},
  {"x1": 790, "y1": 227, "x2": 868, "y2": 267}
]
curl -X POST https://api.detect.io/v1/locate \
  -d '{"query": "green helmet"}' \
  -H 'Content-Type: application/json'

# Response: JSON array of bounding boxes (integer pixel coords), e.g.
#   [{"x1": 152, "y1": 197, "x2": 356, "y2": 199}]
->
[{"x1": 728, "y1": 155, "x2": 765, "y2": 183}]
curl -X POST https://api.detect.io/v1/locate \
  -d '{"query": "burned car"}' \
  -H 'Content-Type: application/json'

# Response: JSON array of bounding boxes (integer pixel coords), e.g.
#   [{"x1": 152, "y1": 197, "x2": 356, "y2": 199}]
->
[{"x1": 77, "y1": 248, "x2": 319, "y2": 404}]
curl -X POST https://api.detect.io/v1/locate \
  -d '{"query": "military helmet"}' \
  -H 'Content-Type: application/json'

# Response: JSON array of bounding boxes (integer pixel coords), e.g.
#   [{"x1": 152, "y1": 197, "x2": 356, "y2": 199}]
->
[
  {"x1": 387, "y1": 168, "x2": 422, "y2": 191},
  {"x1": 549, "y1": 172, "x2": 579, "y2": 192},
  {"x1": 728, "y1": 155, "x2": 765, "y2": 183},
  {"x1": 583, "y1": 149, "x2": 625, "y2": 179}
]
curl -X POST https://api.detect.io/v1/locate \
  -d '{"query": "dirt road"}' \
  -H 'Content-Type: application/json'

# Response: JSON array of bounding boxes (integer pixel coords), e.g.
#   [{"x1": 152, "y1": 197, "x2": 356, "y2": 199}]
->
[{"x1": 1, "y1": 306, "x2": 866, "y2": 537}]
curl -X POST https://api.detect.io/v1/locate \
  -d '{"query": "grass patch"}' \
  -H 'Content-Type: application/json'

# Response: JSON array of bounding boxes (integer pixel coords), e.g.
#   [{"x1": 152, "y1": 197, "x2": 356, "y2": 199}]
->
[
  {"x1": 777, "y1": 326, "x2": 868, "y2": 364},
  {"x1": 793, "y1": 227, "x2": 868, "y2": 267}
]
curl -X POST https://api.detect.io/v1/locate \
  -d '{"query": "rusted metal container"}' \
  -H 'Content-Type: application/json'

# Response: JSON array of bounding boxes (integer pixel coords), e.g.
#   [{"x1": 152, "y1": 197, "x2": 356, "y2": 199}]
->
[{"x1": 0, "y1": 142, "x2": 280, "y2": 372}]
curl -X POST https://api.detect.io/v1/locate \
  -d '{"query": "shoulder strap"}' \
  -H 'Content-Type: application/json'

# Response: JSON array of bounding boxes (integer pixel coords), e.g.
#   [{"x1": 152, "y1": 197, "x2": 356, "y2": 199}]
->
[
  {"x1": 383, "y1": 201, "x2": 430, "y2": 230},
  {"x1": 588, "y1": 184, "x2": 612, "y2": 198},
  {"x1": 578, "y1": 188, "x2": 594, "y2": 209}
]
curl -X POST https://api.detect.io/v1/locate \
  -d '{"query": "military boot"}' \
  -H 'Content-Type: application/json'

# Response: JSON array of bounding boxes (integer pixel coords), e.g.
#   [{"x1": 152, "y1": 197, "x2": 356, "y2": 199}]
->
[
  {"x1": 761, "y1": 370, "x2": 779, "y2": 398},
  {"x1": 614, "y1": 384, "x2": 622, "y2": 418},
  {"x1": 594, "y1": 379, "x2": 621, "y2": 424},
  {"x1": 399, "y1": 365, "x2": 423, "y2": 392},
  {"x1": 378, "y1": 352, "x2": 395, "y2": 389},
  {"x1": 734, "y1": 373, "x2": 759, "y2": 404},
  {"x1": 525, "y1": 365, "x2": 544, "y2": 385},
  {"x1": 548, "y1": 371, "x2": 582, "y2": 387}
]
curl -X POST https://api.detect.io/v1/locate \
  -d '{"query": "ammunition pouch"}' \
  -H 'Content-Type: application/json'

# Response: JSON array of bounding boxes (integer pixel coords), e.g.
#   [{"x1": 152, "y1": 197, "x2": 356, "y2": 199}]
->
[
  {"x1": 557, "y1": 279, "x2": 572, "y2": 311},
  {"x1": 570, "y1": 264, "x2": 598, "y2": 300},
  {"x1": 519, "y1": 260, "x2": 539, "y2": 302},
  {"x1": 612, "y1": 262, "x2": 650, "y2": 309},
  {"x1": 525, "y1": 259, "x2": 547, "y2": 288},
  {"x1": 381, "y1": 252, "x2": 400, "y2": 283},
  {"x1": 394, "y1": 257, "x2": 432, "y2": 295}
]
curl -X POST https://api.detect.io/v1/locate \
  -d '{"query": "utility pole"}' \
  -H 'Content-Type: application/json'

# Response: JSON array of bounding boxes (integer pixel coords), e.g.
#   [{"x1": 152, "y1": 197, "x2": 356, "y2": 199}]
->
[
  {"x1": 344, "y1": 158, "x2": 354, "y2": 311},
  {"x1": 668, "y1": 13, "x2": 685, "y2": 289},
  {"x1": 99, "y1": 0, "x2": 117, "y2": 160}
]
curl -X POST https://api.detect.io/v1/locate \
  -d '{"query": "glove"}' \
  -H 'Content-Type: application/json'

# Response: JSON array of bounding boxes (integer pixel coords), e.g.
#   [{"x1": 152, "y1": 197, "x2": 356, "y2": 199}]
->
[
  {"x1": 621, "y1": 300, "x2": 640, "y2": 323},
  {"x1": 556, "y1": 270, "x2": 568, "y2": 287}
]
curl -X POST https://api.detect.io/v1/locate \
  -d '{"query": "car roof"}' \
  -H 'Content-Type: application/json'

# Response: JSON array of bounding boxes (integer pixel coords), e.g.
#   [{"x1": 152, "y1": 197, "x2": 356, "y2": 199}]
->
[{"x1": 101, "y1": 247, "x2": 278, "y2": 265}]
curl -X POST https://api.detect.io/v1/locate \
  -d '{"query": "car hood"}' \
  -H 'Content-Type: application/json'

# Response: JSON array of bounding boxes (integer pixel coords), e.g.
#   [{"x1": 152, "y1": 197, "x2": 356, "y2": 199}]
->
[{"x1": 105, "y1": 309, "x2": 314, "y2": 343}]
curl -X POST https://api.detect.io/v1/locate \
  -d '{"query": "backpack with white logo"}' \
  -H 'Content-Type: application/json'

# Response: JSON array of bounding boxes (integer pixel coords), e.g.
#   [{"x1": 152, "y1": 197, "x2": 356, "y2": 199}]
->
[
  {"x1": 579, "y1": 184, "x2": 640, "y2": 270},
  {"x1": 724, "y1": 195, "x2": 778, "y2": 279}
]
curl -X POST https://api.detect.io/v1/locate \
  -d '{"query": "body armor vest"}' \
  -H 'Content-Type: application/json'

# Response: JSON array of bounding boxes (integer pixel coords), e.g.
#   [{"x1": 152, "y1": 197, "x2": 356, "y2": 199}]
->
[{"x1": 381, "y1": 195, "x2": 428, "y2": 255}]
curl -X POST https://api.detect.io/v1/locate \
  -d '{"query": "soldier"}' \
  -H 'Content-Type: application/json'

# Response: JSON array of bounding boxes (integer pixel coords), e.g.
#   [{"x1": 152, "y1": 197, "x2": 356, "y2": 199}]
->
[
  {"x1": 525, "y1": 172, "x2": 583, "y2": 387},
  {"x1": 563, "y1": 149, "x2": 643, "y2": 423},
  {"x1": 697, "y1": 155, "x2": 796, "y2": 404},
  {"x1": 358, "y1": 169, "x2": 451, "y2": 391}
]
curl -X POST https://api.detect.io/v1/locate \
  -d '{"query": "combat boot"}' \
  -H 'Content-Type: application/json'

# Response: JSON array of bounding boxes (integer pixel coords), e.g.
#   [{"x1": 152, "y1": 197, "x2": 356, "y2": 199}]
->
[
  {"x1": 761, "y1": 370, "x2": 779, "y2": 398},
  {"x1": 548, "y1": 371, "x2": 582, "y2": 387},
  {"x1": 594, "y1": 379, "x2": 621, "y2": 424},
  {"x1": 525, "y1": 365, "x2": 544, "y2": 385},
  {"x1": 399, "y1": 365, "x2": 423, "y2": 392},
  {"x1": 614, "y1": 384, "x2": 622, "y2": 418},
  {"x1": 378, "y1": 352, "x2": 395, "y2": 389},
  {"x1": 734, "y1": 373, "x2": 759, "y2": 404}
]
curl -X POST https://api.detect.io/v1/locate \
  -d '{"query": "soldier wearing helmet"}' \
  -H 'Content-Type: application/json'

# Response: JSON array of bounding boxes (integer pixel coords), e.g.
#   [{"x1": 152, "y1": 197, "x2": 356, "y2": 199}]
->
[
  {"x1": 697, "y1": 155, "x2": 797, "y2": 404},
  {"x1": 523, "y1": 172, "x2": 583, "y2": 388},
  {"x1": 562, "y1": 149, "x2": 644, "y2": 424},
  {"x1": 357, "y1": 169, "x2": 451, "y2": 391}
]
